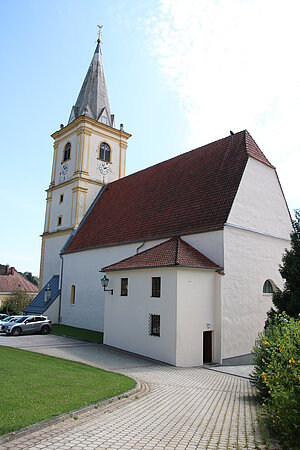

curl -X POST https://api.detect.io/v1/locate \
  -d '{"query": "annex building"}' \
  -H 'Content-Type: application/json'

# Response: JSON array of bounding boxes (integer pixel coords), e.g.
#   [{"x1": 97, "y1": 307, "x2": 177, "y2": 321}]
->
[{"x1": 26, "y1": 37, "x2": 292, "y2": 367}]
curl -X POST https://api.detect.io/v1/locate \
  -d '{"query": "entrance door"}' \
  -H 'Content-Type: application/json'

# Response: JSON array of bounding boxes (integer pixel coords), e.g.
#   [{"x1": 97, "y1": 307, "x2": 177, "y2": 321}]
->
[{"x1": 203, "y1": 331, "x2": 212, "y2": 364}]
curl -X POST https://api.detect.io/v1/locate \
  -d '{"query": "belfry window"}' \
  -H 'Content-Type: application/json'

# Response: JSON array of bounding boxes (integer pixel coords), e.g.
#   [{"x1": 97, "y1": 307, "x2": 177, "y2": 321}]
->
[
  {"x1": 263, "y1": 280, "x2": 274, "y2": 294},
  {"x1": 63, "y1": 143, "x2": 71, "y2": 162},
  {"x1": 99, "y1": 142, "x2": 111, "y2": 162}
]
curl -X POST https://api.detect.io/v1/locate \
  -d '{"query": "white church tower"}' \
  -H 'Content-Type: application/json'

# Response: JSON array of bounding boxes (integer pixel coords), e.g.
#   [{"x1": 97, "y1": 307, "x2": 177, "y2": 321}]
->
[{"x1": 39, "y1": 31, "x2": 131, "y2": 288}]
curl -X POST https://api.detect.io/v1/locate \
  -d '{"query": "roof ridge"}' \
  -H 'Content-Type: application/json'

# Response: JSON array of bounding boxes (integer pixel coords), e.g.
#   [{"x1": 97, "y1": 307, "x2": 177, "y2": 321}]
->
[{"x1": 105, "y1": 130, "x2": 248, "y2": 189}]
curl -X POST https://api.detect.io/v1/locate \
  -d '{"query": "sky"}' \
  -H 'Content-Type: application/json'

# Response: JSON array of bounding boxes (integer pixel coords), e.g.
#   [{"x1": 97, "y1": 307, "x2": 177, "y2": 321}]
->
[{"x1": 0, "y1": 0, "x2": 299, "y2": 277}]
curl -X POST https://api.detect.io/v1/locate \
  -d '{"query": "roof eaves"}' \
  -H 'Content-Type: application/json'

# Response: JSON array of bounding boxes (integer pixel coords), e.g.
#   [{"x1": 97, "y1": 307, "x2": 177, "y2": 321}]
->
[
  {"x1": 64, "y1": 224, "x2": 225, "y2": 255},
  {"x1": 103, "y1": 264, "x2": 223, "y2": 272}
]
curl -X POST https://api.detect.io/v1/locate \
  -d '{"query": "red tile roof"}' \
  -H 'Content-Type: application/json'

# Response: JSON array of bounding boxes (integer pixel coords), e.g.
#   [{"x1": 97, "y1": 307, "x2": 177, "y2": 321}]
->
[
  {"x1": 102, "y1": 237, "x2": 221, "y2": 271},
  {"x1": 64, "y1": 130, "x2": 273, "y2": 254},
  {"x1": 0, "y1": 266, "x2": 38, "y2": 294}
]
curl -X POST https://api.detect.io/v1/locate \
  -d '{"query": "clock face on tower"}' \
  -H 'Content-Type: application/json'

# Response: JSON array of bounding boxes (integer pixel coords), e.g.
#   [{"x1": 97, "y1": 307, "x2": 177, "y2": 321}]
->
[
  {"x1": 61, "y1": 163, "x2": 69, "y2": 176},
  {"x1": 99, "y1": 162, "x2": 110, "y2": 175}
]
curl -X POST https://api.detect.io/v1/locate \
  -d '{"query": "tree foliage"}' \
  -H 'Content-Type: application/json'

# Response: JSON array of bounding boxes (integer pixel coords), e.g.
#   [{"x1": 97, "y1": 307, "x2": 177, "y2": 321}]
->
[
  {"x1": 22, "y1": 271, "x2": 39, "y2": 286},
  {"x1": 251, "y1": 313, "x2": 300, "y2": 448},
  {"x1": 272, "y1": 209, "x2": 300, "y2": 318},
  {"x1": 0, "y1": 290, "x2": 32, "y2": 315}
]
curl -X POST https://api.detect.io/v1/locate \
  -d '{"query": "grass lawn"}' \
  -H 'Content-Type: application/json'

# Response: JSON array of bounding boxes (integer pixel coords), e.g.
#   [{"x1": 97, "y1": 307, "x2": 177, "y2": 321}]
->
[
  {"x1": 51, "y1": 324, "x2": 103, "y2": 344},
  {"x1": 0, "y1": 346, "x2": 136, "y2": 436}
]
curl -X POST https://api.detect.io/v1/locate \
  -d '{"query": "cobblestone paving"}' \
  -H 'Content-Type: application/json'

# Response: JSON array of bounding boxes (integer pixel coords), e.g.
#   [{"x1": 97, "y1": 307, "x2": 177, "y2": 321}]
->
[{"x1": 0, "y1": 336, "x2": 278, "y2": 449}]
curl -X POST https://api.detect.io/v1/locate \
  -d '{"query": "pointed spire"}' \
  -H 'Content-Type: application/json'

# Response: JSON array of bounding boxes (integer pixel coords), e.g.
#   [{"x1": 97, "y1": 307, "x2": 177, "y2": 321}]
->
[{"x1": 68, "y1": 30, "x2": 114, "y2": 127}]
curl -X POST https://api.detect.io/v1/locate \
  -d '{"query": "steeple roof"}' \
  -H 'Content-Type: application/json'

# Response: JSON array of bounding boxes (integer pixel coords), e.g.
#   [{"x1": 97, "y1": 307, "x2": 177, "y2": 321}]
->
[{"x1": 68, "y1": 42, "x2": 114, "y2": 126}]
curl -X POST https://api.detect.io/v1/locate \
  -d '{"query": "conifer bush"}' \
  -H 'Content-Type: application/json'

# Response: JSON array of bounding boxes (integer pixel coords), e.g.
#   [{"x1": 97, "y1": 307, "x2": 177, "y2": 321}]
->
[{"x1": 251, "y1": 313, "x2": 300, "y2": 448}]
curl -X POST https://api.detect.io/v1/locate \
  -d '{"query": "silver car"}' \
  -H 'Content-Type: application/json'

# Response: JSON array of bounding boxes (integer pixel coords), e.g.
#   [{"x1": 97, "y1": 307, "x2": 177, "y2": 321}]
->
[
  {"x1": 3, "y1": 315, "x2": 52, "y2": 336},
  {"x1": 0, "y1": 316, "x2": 22, "y2": 332}
]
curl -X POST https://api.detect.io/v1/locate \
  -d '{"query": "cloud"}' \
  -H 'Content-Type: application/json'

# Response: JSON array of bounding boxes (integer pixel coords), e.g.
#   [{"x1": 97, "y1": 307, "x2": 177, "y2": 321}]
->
[{"x1": 149, "y1": 0, "x2": 300, "y2": 210}]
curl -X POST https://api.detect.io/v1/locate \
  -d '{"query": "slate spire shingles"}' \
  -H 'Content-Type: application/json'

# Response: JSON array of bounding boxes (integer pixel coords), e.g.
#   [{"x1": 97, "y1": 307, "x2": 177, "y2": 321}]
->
[
  {"x1": 102, "y1": 237, "x2": 221, "y2": 271},
  {"x1": 68, "y1": 42, "x2": 113, "y2": 126},
  {"x1": 63, "y1": 130, "x2": 274, "y2": 255}
]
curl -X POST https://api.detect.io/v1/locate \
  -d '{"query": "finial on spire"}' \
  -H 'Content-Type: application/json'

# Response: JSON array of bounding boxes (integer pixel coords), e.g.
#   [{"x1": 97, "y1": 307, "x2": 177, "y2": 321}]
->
[{"x1": 97, "y1": 25, "x2": 103, "y2": 43}]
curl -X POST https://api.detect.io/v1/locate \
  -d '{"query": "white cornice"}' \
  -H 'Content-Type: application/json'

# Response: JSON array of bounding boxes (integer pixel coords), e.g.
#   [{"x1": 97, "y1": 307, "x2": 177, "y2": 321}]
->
[{"x1": 224, "y1": 222, "x2": 290, "y2": 241}]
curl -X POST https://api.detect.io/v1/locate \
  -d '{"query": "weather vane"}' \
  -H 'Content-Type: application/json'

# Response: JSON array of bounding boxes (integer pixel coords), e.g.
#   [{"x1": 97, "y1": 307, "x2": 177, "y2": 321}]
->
[{"x1": 97, "y1": 25, "x2": 103, "y2": 43}]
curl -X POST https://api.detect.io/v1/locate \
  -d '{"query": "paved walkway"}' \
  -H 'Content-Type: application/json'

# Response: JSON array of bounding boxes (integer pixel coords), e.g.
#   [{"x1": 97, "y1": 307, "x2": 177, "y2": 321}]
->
[{"x1": 0, "y1": 335, "x2": 277, "y2": 450}]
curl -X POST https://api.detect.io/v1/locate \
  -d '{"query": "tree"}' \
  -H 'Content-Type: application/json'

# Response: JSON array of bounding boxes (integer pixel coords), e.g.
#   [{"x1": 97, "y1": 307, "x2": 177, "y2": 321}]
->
[
  {"x1": 22, "y1": 271, "x2": 39, "y2": 286},
  {"x1": 1, "y1": 289, "x2": 32, "y2": 315},
  {"x1": 272, "y1": 209, "x2": 300, "y2": 318}
]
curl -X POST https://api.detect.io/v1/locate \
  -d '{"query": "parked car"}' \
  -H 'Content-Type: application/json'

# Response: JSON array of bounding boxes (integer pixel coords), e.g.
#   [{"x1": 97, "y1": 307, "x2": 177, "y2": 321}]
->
[
  {"x1": 2, "y1": 315, "x2": 52, "y2": 336},
  {"x1": 0, "y1": 316, "x2": 22, "y2": 332},
  {"x1": 0, "y1": 314, "x2": 8, "y2": 320}
]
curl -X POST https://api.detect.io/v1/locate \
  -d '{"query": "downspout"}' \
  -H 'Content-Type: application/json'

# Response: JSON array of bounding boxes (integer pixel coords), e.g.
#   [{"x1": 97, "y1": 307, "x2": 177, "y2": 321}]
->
[{"x1": 58, "y1": 254, "x2": 64, "y2": 324}]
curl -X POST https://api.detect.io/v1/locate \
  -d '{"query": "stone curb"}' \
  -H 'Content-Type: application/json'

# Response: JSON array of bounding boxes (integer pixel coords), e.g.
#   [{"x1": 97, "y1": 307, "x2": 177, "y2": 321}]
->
[{"x1": 0, "y1": 377, "x2": 145, "y2": 446}]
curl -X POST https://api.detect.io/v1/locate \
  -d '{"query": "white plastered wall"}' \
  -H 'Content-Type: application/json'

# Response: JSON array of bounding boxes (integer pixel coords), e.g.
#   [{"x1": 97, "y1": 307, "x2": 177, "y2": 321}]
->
[
  {"x1": 222, "y1": 157, "x2": 292, "y2": 361},
  {"x1": 42, "y1": 234, "x2": 71, "y2": 286},
  {"x1": 104, "y1": 268, "x2": 177, "y2": 365},
  {"x1": 183, "y1": 230, "x2": 224, "y2": 268},
  {"x1": 44, "y1": 295, "x2": 60, "y2": 324},
  {"x1": 176, "y1": 269, "x2": 221, "y2": 366},
  {"x1": 61, "y1": 239, "x2": 168, "y2": 332}
]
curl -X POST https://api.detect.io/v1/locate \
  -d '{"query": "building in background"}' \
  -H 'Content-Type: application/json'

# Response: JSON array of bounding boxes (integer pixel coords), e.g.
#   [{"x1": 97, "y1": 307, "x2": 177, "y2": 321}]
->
[{"x1": 0, "y1": 264, "x2": 38, "y2": 308}]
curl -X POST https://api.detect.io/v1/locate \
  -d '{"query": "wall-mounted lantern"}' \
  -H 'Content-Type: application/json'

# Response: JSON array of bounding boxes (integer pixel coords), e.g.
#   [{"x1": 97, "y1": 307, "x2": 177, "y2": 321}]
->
[
  {"x1": 100, "y1": 274, "x2": 113, "y2": 295},
  {"x1": 45, "y1": 283, "x2": 51, "y2": 303}
]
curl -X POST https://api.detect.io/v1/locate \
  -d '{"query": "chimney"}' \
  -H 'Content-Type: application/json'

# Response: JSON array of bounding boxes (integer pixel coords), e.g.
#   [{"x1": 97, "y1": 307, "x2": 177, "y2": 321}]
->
[
  {"x1": 10, "y1": 267, "x2": 15, "y2": 276},
  {"x1": 5, "y1": 265, "x2": 10, "y2": 275}
]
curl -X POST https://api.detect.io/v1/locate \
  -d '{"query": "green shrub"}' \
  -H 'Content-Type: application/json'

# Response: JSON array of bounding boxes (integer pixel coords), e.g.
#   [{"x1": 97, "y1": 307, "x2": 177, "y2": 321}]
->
[
  {"x1": 0, "y1": 289, "x2": 32, "y2": 315},
  {"x1": 251, "y1": 313, "x2": 300, "y2": 448}
]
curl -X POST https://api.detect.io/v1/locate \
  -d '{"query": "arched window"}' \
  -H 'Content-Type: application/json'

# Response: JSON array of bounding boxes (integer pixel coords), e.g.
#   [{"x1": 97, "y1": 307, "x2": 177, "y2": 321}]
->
[
  {"x1": 63, "y1": 143, "x2": 71, "y2": 162},
  {"x1": 263, "y1": 280, "x2": 274, "y2": 294},
  {"x1": 99, "y1": 142, "x2": 111, "y2": 162},
  {"x1": 70, "y1": 285, "x2": 76, "y2": 304}
]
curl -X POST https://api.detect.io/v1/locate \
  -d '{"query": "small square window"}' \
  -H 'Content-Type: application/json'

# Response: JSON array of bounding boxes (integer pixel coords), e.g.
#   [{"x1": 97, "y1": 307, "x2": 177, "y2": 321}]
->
[
  {"x1": 59, "y1": 194, "x2": 64, "y2": 204},
  {"x1": 57, "y1": 216, "x2": 62, "y2": 226},
  {"x1": 149, "y1": 314, "x2": 160, "y2": 337},
  {"x1": 120, "y1": 278, "x2": 128, "y2": 296},
  {"x1": 152, "y1": 277, "x2": 161, "y2": 297}
]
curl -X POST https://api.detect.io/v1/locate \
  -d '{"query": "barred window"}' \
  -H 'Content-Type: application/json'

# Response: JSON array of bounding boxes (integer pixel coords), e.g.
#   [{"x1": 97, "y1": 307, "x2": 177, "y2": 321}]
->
[
  {"x1": 152, "y1": 277, "x2": 161, "y2": 297},
  {"x1": 121, "y1": 278, "x2": 128, "y2": 296},
  {"x1": 149, "y1": 314, "x2": 160, "y2": 337}
]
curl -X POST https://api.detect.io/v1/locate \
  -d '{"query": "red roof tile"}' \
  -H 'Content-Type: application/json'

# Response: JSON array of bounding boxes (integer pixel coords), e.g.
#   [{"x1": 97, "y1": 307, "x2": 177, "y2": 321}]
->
[
  {"x1": 64, "y1": 130, "x2": 274, "y2": 254},
  {"x1": 102, "y1": 237, "x2": 221, "y2": 271},
  {"x1": 0, "y1": 267, "x2": 38, "y2": 294}
]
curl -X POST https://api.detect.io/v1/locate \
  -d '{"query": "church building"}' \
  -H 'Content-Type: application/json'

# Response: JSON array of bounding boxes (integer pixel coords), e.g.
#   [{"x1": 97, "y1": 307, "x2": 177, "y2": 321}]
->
[{"x1": 26, "y1": 35, "x2": 292, "y2": 367}]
